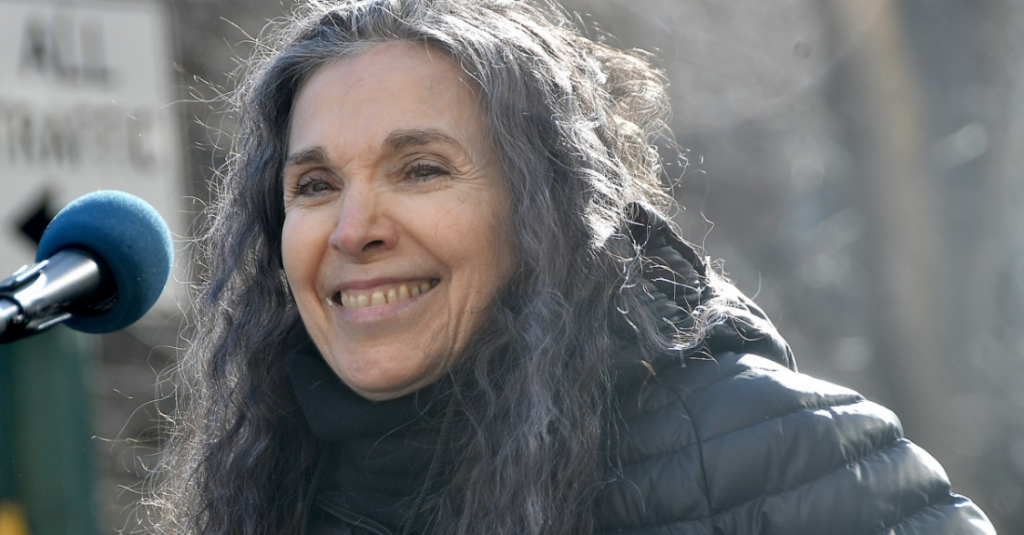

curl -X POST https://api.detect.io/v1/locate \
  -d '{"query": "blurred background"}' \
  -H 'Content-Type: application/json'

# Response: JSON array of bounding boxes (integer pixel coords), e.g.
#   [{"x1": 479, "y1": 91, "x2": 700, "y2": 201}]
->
[{"x1": 0, "y1": 0, "x2": 1022, "y2": 533}]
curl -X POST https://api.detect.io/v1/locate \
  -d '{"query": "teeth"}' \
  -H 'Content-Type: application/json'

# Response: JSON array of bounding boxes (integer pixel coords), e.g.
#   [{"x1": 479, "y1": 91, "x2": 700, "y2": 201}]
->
[{"x1": 337, "y1": 280, "x2": 437, "y2": 309}]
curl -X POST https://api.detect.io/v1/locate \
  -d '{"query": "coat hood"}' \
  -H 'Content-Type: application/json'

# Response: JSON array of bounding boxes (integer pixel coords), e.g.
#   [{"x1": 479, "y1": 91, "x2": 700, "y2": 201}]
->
[{"x1": 609, "y1": 204, "x2": 796, "y2": 387}]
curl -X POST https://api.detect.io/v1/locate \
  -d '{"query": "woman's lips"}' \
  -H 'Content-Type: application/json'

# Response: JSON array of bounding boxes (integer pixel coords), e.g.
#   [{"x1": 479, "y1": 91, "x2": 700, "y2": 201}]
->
[{"x1": 330, "y1": 279, "x2": 439, "y2": 309}]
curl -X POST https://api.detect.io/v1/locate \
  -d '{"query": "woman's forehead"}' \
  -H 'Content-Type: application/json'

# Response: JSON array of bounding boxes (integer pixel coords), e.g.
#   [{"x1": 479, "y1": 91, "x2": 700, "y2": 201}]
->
[{"x1": 286, "y1": 42, "x2": 494, "y2": 164}]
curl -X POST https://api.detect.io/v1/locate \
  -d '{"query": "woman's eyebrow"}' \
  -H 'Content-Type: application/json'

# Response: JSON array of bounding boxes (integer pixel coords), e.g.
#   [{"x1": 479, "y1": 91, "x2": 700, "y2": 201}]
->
[
  {"x1": 383, "y1": 129, "x2": 465, "y2": 153},
  {"x1": 284, "y1": 131, "x2": 467, "y2": 171},
  {"x1": 284, "y1": 146, "x2": 329, "y2": 169}
]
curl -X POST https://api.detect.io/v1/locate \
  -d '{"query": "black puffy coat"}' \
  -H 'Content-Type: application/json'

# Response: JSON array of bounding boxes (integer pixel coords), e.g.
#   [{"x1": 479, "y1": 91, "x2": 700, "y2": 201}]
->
[
  {"x1": 594, "y1": 210, "x2": 994, "y2": 534},
  {"x1": 296, "y1": 213, "x2": 996, "y2": 535},
  {"x1": 597, "y1": 347, "x2": 995, "y2": 534}
]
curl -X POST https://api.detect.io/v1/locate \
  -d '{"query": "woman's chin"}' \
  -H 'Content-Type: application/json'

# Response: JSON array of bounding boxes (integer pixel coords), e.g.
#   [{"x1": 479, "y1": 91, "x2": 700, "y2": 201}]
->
[{"x1": 331, "y1": 357, "x2": 447, "y2": 401}]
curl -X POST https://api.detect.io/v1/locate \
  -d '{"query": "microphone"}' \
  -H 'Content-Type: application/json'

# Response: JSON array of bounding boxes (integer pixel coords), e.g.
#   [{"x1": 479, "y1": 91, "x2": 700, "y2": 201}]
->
[{"x1": 0, "y1": 191, "x2": 173, "y2": 343}]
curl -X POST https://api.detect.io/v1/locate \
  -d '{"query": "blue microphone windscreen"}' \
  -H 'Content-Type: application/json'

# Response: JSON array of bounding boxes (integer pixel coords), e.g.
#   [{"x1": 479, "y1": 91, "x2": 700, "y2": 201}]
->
[{"x1": 36, "y1": 190, "x2": 174, "y2": 333}]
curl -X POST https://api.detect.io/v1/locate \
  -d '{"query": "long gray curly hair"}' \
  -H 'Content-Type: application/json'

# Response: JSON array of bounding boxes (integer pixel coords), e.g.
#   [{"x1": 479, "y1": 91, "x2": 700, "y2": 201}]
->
[{"x1": 151, "y1": 1, "x2": 699, "y2": 534}]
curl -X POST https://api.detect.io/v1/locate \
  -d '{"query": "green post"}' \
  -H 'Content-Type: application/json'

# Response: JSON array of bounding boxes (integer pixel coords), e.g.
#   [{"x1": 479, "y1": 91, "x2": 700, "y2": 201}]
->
[
  {"x1": 1, "y1": 336, "x2": 24, "y2": 533},
  {"x1": 0, "y1": 326, "x2": 97, "y2": 535}
]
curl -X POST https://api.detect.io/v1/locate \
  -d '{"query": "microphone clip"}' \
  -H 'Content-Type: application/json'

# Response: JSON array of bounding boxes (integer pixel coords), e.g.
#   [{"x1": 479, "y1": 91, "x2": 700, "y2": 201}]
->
[{"x1": 0, "y1": 250, "x2": 115, "y2": 343}]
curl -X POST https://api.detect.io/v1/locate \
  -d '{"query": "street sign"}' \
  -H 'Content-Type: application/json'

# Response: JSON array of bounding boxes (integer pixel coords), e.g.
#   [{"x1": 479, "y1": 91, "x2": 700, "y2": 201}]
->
[{"x1": 0, "y1": 0, "x2": 183, "y2": 312}]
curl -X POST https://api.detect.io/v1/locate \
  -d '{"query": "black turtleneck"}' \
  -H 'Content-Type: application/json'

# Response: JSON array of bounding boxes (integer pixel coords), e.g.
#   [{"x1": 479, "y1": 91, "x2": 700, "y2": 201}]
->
[{"x1": 287, "y1": 338, "x2": 451, "y2": 533}]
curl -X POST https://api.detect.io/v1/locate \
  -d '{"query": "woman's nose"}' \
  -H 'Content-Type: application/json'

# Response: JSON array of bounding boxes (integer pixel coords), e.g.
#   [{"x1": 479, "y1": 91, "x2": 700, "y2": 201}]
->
[{"x1": 328, "y1": 186, "x2": 398, "y2": 257}]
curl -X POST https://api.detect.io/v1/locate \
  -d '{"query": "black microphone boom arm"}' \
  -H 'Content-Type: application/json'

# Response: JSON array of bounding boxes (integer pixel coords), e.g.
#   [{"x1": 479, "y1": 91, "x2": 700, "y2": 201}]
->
[{"x1": 0, "y1": 250, "x2": 110, "y2": 343}]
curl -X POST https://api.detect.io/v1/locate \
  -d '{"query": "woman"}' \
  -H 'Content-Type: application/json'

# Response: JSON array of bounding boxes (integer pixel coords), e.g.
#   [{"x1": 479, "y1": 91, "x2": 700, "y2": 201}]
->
[{"x1": 153, "y1": 1, "x2": 996, "y2": 534}]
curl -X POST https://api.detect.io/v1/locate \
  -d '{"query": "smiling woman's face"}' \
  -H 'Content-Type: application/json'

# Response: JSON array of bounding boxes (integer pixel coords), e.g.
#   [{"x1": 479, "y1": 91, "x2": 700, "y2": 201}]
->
[{"x1": 282, "y1": 42, "x2": 513, "y2": 401}]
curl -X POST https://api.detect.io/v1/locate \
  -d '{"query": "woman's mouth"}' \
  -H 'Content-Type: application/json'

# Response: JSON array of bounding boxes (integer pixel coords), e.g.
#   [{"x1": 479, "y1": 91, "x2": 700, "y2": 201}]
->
[{"x1": 330, "y1": 279, "x2": 439, "y2": 309}]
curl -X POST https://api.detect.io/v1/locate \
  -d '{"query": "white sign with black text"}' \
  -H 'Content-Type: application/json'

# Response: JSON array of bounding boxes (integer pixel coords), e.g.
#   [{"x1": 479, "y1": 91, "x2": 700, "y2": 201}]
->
[{"x1": 0, "y1": 0, "x2": 183, "y2": 313}]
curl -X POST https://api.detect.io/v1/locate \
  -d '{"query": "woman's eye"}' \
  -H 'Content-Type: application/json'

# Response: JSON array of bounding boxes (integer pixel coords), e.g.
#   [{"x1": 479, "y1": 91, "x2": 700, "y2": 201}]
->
[
  {"x1": 294, "y1": 175, "x2": 335, "y2": 196},
  {"x1": 407, "y1": 163, "x2": 449, "y2": 182}
]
